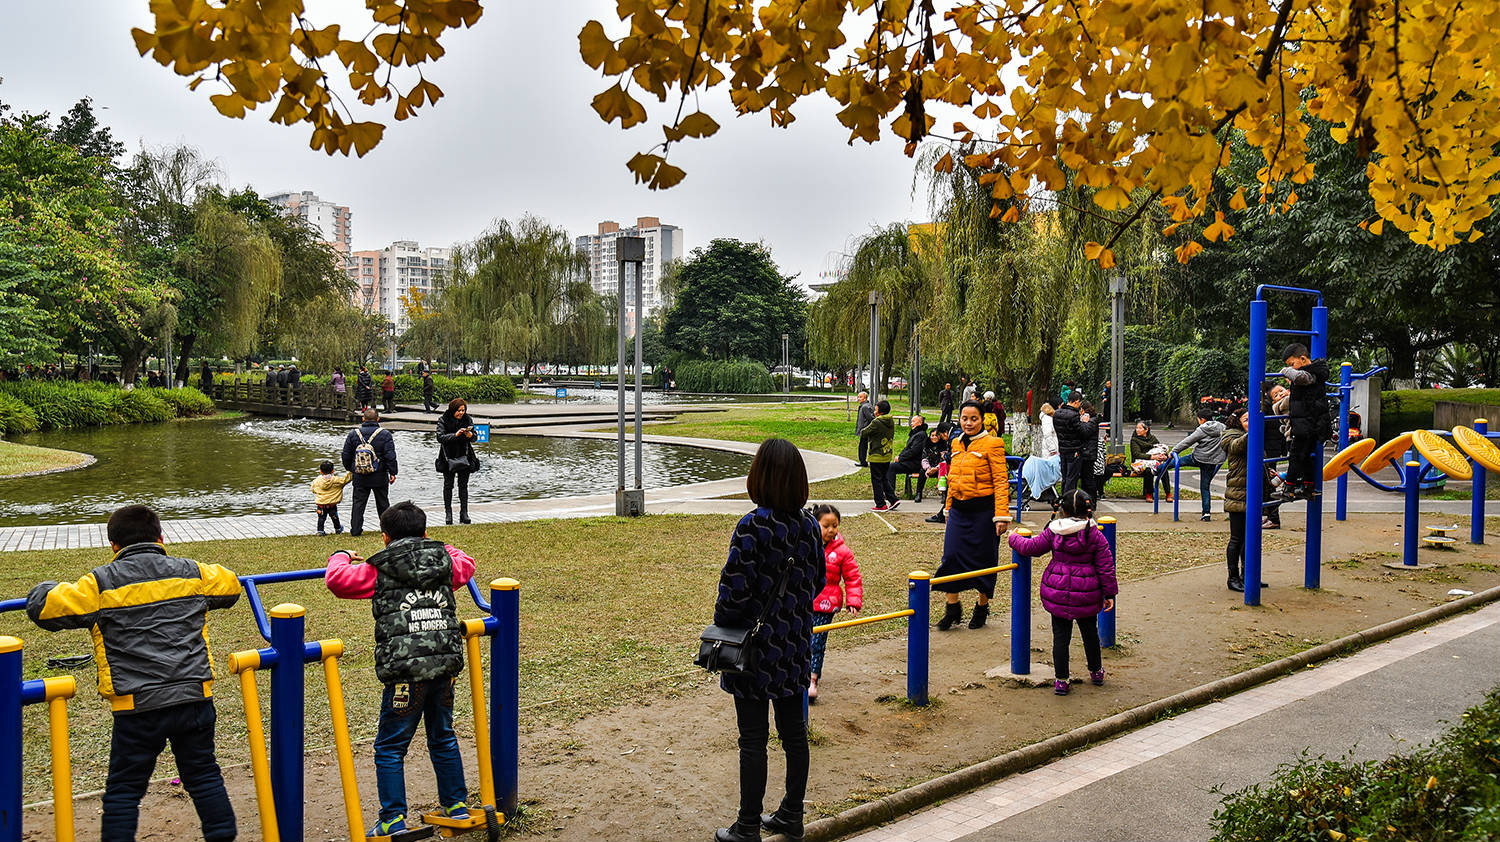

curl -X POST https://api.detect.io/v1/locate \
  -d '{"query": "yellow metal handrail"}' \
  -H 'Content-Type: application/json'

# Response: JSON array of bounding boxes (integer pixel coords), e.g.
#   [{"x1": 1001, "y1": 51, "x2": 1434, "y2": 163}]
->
[
  {"x1": 462, "y1": 618, "x2": 498, "y2": 810},
  {"x1": 930, "y1": 562, "x2": 1017, "y2": 586},
  {"x1": 315, "y1": 640, "x2": 365, "y2": 842},
  {"x1": 812, "y1": 608, "x2": 915, "y2": 634},
  {"x1": 42, "y1": 676, "x2": 77, "y2": 842},
  {"x1": 227, "y1": 649, "x2": 280, "y2": 842}
]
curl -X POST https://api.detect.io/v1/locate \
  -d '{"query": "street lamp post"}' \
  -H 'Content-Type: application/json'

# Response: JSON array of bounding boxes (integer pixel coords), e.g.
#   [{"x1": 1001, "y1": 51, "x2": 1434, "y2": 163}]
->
[
  {"x1": 616, "y1": 236, "x2": 646, "y2": 517},
  {"x1": 782, "y1": 333, "x2": 790, "y2": 397},
  {"x1": 1109, "y1": 274, "x2": 1127, "y2": 453},
  {"x1": 911, "y1": 321, "x2": 922, "y2": 416},
  {"x1": 868, "y1": 290, "x2": 882, "y2": 404}
]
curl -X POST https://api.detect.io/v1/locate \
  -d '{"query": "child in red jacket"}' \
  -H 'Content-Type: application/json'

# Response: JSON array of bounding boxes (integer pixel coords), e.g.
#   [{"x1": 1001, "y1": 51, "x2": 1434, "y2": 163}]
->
[{"x1": 809, "y1": 504, "x2": 863, "y2": 702}]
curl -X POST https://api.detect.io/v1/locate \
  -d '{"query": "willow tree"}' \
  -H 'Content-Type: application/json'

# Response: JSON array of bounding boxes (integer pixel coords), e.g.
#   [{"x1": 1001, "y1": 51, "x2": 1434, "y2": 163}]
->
[{"x1": 809, "y1": 224, "x2": 938, "y2": 390}]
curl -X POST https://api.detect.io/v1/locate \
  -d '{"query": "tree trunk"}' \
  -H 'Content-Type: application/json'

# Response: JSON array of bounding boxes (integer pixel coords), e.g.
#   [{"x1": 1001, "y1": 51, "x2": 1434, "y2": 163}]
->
[
  {"x1": 175, "y1": 333, "x2": 196, "y2": 388},
  {"x1": 119, "y1": 347, "x2": 143, "y2": 385},
  {"x1": 1385, "y1": 332, "x2": 1417, "y2": 380},
  {"x1": 1026, "y1": 343, "x2": 1057, "y2": 424}
]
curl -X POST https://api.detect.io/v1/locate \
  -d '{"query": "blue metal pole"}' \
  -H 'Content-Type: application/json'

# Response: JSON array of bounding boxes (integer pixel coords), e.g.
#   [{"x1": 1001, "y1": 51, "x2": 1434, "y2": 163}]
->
[
  {"x1": 0, "y1": 637, "x2": 22, "y2": 841},
  {"x1": 1172, "y1": 456, "x2": 1181, "y2": 522},
  {"x1": 1246, "y1": 299, "x2": 1268, "y2": 606},
  {"x1": 1305, "y1": 305, "x2": 1328, "y2": 589},
  {"x1": 1404, "y1": 460, "x2": 1420, "y2": 566},
  {"x1": 491, "y1": 579, "x2": 520, "y2": 818},
  {"x1": 1473, "y1": 420, "x2": 1488, "y2": 545},
  {"x1": 1336, "y1": 362, "x2": 1352, "y2": 521},
  {"x1": 1010, "y1": 538, "x2": 1031, "y2": 675},
  {"x1": 1099, "y1": 519, "x2": 1117, "y2": 648},
  {"x1": 268, "y1": 604, "x2": 305, "y2": 841},
  {"x1": 907, "y1": 572, "x2": 930, "y2": 706}
]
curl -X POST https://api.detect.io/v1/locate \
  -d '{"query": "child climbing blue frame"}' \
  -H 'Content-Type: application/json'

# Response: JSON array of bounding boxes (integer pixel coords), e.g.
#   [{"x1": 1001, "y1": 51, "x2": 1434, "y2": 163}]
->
[{"x1": 1245, "y1": 285, "x2": 1328, "y2": 607}]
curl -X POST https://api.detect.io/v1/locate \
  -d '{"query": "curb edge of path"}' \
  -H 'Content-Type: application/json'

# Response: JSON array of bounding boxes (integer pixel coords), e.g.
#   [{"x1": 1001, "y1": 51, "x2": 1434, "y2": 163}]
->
[{"x1": 783, "y1": 584, "x2": 1500, "y2": 842}]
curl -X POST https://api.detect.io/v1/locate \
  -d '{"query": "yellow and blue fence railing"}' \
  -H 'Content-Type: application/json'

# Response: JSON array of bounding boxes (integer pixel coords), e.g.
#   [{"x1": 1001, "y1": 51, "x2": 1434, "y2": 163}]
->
[{"x1": 0, "y1": 632, "x2": 78, "y2": 842}]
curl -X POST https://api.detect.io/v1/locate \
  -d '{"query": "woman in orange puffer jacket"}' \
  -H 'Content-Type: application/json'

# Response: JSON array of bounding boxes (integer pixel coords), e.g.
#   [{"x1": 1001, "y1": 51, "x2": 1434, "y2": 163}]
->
[{"x1": 808, "y1": 503, "x2": 863, "y2": 702}]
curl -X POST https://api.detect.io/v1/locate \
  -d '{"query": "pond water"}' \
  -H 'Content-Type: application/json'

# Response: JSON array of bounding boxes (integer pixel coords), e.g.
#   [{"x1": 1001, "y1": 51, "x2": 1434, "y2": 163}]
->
[{"x1": 0, "y1": 418, "x2": 750, "y2": 526}]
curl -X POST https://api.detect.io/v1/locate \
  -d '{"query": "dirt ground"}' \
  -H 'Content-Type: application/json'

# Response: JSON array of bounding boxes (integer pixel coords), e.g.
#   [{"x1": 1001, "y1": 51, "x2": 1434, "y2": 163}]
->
[{"x1": 23, "y1": 512, "x2": 1500, "y2": 842}]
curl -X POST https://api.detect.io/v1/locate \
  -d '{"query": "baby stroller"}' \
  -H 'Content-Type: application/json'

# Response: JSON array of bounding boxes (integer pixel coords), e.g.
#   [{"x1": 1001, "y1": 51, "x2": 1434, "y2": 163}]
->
[{"x1": 1017, "y1": 454, "x2": 1062, "y2": 518}]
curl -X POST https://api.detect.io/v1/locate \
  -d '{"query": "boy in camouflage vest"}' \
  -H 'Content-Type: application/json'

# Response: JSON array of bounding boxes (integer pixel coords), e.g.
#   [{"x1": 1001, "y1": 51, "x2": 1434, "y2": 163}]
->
[{"x1": 325, "y1": 501, "x2": 477, "y2": 836}]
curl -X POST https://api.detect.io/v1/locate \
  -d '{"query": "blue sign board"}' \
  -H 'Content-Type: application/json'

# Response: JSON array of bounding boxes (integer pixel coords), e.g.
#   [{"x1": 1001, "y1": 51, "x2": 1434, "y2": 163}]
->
[
  {"x1": 555, "y1": 387, "x2": 568, "y2": 399},
  {"x1": 473, "y1": 423, "x2": 490, "y2": 444}
]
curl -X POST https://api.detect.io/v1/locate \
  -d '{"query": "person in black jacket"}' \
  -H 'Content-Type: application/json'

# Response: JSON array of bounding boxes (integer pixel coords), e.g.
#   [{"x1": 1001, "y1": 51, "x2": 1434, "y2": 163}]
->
[
  {"x1": 434, "y1": 398, "x2": 480, "y2": 524},
  {"x1": 938, "y1": 382, "x2": 955, "y2": 426},
  {"x1": 27, "y1": 505, "x2": 241, "y2": 842},
  {"x1": 887, "y1": 415, "x2": 930, "y2": 502},
  {"x1": 343, "y1": 408, "x2": 399, "y2": 536},
  {"x1": 199, "y1": 359, "x2": 213, "y2": 395},
  {"x1": 422, "y1": 370, "x2": 437, "y2": 412},
  {"x1": 712, "y1": 438, "x2": 822, "y2": 842},
  {"x1": 1278, "y1": 344, "x2": 1330, "y2": 500},
  {"x1": 355, "y1": 365, "x2": 375, "y2": 409},
  {"x1": 1053, "y1": 392, "x2": 1092, "y2": 494}
]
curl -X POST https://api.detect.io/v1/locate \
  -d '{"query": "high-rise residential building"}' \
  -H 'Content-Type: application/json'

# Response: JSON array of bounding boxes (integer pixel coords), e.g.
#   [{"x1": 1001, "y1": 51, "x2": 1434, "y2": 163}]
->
[
  {"x1": 265, "y1": 190, "x2": 353, "y2": 257},
  {"x1": 344, "y1": 241, "x2": 452, "y2": 331},
  {"x1": 574, "y1": 217, "x2": 685, "y2": 321}
]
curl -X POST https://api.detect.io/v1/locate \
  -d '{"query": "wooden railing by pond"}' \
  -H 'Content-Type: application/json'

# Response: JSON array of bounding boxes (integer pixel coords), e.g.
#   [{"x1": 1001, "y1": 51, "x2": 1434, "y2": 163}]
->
[{"x1": 212, "y1": 381, "x2": 361, "y2": 421}]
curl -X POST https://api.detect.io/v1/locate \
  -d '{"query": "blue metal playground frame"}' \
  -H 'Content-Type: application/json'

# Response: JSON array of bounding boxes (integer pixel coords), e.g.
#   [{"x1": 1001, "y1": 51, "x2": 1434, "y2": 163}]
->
[{"x1": 1245, "y1": 284, "x2": 1328, "y2": 607}]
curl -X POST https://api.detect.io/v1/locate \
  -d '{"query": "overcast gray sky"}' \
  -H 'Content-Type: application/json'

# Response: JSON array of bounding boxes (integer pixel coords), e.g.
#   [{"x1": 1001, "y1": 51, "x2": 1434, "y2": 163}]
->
[{"x1": 0, "y1": 2, "x2": 929, "y2": 285}]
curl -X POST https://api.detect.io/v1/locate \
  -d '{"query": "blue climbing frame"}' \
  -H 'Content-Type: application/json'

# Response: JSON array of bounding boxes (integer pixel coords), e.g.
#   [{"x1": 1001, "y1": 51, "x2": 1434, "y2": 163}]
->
[{"x1": 1245, "y1": 285, "x2": 1328, "y2": 607}]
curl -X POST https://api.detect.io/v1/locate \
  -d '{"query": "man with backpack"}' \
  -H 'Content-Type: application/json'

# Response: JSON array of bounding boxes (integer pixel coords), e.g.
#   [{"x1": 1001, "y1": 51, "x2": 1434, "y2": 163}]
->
[{"x1": 343, "y1": 408, "x2": 399, "y2": 537}]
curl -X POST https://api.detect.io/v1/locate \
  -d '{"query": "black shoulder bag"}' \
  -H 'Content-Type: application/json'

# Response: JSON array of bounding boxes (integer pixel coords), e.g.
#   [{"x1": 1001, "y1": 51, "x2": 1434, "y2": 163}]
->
[{"x1": 696, "y1": 558, "x2": 793, "y2": 675}]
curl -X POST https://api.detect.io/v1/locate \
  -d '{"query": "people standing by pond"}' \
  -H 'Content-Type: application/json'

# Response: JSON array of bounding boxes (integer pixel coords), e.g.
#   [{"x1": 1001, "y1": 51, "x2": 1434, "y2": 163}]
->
[
  {"x1": 711, "y1": 438, "x2": 821, "y2": 842},
  {"x1": 939, "y1": 382, "x2": 955, "y2": 426},
  {"x1": 854, "y1": 391, "x2": 873, "y2": 467},
  {"x1": 332, "y1": 367, "x2": 346, "y2": 400},
  {"x1": 356, "y1": 366, "x2": 374, "y2": 409},
  {"x1": 1172, "y1": 406, "x2": 1227, "y2": 522},
  {"x1": 382, "y1": 370, "x2": 396, "y2": 412},
  {"x1": 933, "y1": 401, "x2": 1010, "y2": 630},
  {"x1": 861, "y1": 399, "x2": 897, "y2": 511},
  {"x1": 1007, "y1": 489, "x2": 1117, "y2": 695},
  {"x1": 423, "y1": 370, "x2": 437, "y2": 413},
  {"x1": 344, "y1": 408, "x2": 399, "y2": 537},
  {"x1": 199, "y1": 359, "x2": 213, "y2": 395},
  {"x1": 435, "y1": 398, "x2": 480, "y2": 525}
]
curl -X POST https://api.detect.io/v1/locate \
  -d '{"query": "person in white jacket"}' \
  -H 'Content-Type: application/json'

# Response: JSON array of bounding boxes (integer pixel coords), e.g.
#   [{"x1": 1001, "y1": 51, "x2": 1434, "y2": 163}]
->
[{"x1": 1039, "y1": 403, "x2": 1060, "y2": 458}]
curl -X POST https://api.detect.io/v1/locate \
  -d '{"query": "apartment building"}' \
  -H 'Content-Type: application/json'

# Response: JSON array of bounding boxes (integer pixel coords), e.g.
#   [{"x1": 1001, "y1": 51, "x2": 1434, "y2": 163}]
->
[
  {"x1": 265, "y1": 190, "x2": 353, "y2": 257},
  {"x1": 345, "y1": 241, "x2": 452, "y2": 331},
  {"x1": 574, "y1": 217, "x2": 685, "y2": 325}
]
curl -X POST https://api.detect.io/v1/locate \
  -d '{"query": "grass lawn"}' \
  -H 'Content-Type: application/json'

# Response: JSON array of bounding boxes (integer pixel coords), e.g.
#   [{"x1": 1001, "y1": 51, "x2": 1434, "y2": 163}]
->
[
  {"x1": 0, "y1": 513, "x2": 1246, "y2": 801},
  {"x1": 0, "y1": 440, "x2": 91, "y2": 478}
]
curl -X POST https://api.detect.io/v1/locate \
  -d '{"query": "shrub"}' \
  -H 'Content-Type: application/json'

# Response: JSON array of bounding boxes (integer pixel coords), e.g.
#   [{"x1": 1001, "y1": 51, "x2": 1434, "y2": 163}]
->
[
  {"x1": 0, "y1": 392, "x2": 39, "y2": 436},
  {"x1": 0, "y1": 381, "x2": 216, "y2": 432},
  {"x1": 675, "y1": 358, "x2": 776, "y2": 393},
  {"x1": 1211, "y1": 686, "x2": 1500, "y2": 841},
  {"x1": 393, "y1": 373, "x2": 516, "y2": 404}
]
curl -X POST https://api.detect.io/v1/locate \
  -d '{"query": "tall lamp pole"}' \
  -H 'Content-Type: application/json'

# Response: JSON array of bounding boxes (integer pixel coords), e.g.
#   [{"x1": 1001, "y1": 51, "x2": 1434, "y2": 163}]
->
[
  {"x1": 868, "y1": 290, "x2": 882, "y2": 404},
  {"x1": 616, "y1": 236, "x2": 646, "y2": 516},
  {"x1": 1108, "y1": 274, "x2": 1126, "y2": 453},
  {"x1": 782, "y1": 333, "x2": 790, "y2": 396}
]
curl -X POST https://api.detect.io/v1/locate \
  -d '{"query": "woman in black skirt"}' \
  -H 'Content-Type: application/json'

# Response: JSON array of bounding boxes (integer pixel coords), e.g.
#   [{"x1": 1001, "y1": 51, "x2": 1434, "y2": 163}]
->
[{"x1": 933, "y1": 401, "x2": 1011, "y2": 630}]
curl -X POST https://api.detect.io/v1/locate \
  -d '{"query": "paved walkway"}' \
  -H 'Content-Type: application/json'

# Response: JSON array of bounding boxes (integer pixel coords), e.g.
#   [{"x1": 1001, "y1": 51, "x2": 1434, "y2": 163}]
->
[{"x1": 846, "y1": 602, "x2": 1500, "y2": 842}]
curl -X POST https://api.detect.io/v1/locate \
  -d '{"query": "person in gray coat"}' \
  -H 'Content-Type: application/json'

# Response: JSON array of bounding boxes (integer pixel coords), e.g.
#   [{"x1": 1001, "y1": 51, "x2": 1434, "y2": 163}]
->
[
  {"x1": 854, "y1": 391, "x2": 874, "y2": 466},
  {"x1": 1171, "y1": 406, "x2": 1227, "y2": 522}
]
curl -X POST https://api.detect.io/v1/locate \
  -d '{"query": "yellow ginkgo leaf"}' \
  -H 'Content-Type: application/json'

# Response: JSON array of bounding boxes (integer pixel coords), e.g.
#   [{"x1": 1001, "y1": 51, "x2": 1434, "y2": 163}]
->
[
  {"x1": 1096, "y1": 247, "x2": 1117, "y2": 269},
  {"x1": 1163, "y1": 222, "x2": 1183, "y2": 237},
  {"x1": 1094, "y1": 185, "x2": 1131, "y2": 211},
  {"x1": 1203, "y1": 211, "x2": 1236, "y2": 242},
  {"x1": 1001, "y1": 205, "x2": 1020, "y2": 223},
  {"x1": 592, "y1": 84, "x2": 646, "y2": 128},
  {"x1": 1368, "y1": 218, "x2": 1384, "y2": 236},
  {"x1": 1084, "y1": 241, "x2": 1105, "y2": 260},
  {"x1": 1175, "y1": 241, "x2": 1204, "y2": 263},
  {"x1": 1229, "y1": 186, "x2": 1247, "y2": 211},
  {"x1": 675, "y1": 111, "x2": 720, "y2": 138},
  {"x1": 578, "y1": 20, "x2": 613, "y2": 69}
]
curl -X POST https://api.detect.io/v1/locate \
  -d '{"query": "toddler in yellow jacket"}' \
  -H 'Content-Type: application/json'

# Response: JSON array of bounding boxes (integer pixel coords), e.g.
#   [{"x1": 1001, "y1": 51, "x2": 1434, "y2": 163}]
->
[{"x1": 311, "y1": 460, "x2": 353, "y2": 535}]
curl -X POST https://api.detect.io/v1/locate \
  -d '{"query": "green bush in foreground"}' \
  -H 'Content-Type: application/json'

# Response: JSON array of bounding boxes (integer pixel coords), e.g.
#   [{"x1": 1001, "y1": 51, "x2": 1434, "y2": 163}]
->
[
  {"x1": 1211, "y1": 686, "x2": 1500, "y2": 841},
  {"x1": 0, "y1": 381, "x2": 218, "y2": 433}
]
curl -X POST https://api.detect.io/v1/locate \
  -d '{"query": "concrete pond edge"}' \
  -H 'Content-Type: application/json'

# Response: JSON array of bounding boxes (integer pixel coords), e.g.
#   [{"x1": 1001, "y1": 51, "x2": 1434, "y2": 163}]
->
[{"x1": 783, "y1": 584, "x2": 1500, "y2": 842}]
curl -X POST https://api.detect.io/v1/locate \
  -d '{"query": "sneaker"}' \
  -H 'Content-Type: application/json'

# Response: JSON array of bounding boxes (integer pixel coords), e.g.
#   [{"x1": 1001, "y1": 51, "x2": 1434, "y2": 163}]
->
[
  {"x1": 1261, "y1": 518, "x2": 1277, "y2": 529},
  {"x1": 443, "y1": 803, "x2": 471, "y2": 819},
  {"x1": 1200, "y1": 514, "x2": 1211, "y2": 522},
  {"x1": 871, "y1": 504, "x2": 889, "y2": 512},
  {"x1": 334, "y1": 527, "x2": 344, "y2": 534},
  {"x1": 369, "y1": 816, "x2": 406, "y2": 837},
  {"x1": 317, "y1": 530, "x2": 327, "y2": 536},
  {"x1": 925, "y1": 512, "x2": 946, "y2": 524},
  {"x1": 887, "y1": 500, "x2": 901, "y2": 511},
  {"x1": 1090, "y1": 670, "x2": 1105, "y2": 686},
  {"x1": 1054, "y1": 679, "x2": 1070, "y2": 696}
]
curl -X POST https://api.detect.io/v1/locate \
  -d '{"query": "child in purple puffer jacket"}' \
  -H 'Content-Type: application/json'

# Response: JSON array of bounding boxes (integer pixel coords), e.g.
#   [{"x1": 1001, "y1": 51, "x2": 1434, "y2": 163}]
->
[{"x1": 1008, "y1": 489, "x2": 1118, "y2": 696}]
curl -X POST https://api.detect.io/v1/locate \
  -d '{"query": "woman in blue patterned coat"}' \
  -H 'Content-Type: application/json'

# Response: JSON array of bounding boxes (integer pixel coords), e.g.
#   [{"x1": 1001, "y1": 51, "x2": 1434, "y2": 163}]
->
[{"x1": 713, "y1": 438, "x2": 823, "y2": 842}]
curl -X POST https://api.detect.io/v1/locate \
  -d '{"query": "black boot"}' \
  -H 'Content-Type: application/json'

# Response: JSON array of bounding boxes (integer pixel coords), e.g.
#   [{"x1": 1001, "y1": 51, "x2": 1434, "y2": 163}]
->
[
  {"x1": 968, "y1": 604, "x2": 990, "y2": 629},
  {"x1": 1228, "y1": 560, "x2": 1244, "y2": 592},
  {"x1": 760, "y1": 809, "x2": 805, "y2": 841},
  {"x1": 459, "y1": 482, "x2": 471, "y2": 524},
  {"x1": 713, "y1": 819, "x2": 760, "y2": 842},
  {"x1": 937, "y1": 601, "x2": 963, "y2": 631},
  {"x1": 444, "y1": 484, "x2": 454, "y2": 525}
]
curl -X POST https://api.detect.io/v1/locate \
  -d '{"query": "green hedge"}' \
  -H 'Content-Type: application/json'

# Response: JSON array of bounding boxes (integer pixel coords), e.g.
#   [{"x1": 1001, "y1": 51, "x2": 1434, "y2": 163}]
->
[
  {"x1": 1380, "y1": 388, "x2": 1500, "y2": 441},
  {"x1": 0, "y1": 381, "x2": 218, "y2": 434},
  {"x1": 1212, "y1": 686, "x2": 1500, "y2": 841},
  {"x1": 675, "y1": 359, "x2": 776, "y2": 394},
  {"x1": 391, "y1": 374, "x2": 516, "y2": 403}
]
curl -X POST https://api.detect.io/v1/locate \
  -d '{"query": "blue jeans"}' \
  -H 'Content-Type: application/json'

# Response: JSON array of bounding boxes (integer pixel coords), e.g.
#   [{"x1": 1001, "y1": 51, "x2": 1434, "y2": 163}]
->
[
  {"x1": 1195, "y1": 461, "x2": 1220, "y2": 514},
  {"x1": 374, "y1": 678, "x2": 468, "y2": 822},
  {"x1": 810, "y1": 612, "x2": 835, "y2": 676}
]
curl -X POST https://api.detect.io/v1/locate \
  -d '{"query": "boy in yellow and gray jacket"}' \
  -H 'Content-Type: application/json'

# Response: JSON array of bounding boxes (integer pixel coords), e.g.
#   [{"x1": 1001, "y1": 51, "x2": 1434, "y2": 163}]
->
[
  {"x1": 312, "y1": 459, "x2": 354, "y2": 535},
  {"x1": 26, "y1": 504, "x2": 241, "y2": 842}
]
